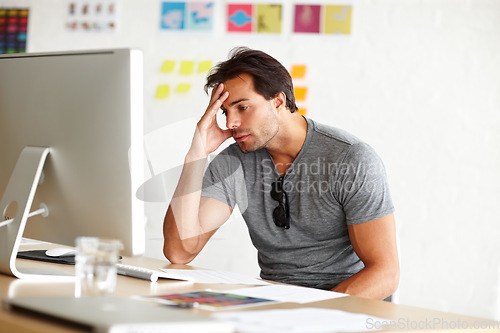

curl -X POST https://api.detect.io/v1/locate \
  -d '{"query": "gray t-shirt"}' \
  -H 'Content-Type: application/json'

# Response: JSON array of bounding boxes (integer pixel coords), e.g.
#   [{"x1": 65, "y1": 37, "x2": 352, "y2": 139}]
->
[{"x1": 202, "y1": 117, "x2": 394, "y2": 290}]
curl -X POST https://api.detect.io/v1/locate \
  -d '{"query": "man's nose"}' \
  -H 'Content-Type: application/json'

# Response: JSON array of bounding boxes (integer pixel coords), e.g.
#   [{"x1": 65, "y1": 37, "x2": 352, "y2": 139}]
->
[{"x1": 226, "y1": 111, "x2": 241, "y2": 130}]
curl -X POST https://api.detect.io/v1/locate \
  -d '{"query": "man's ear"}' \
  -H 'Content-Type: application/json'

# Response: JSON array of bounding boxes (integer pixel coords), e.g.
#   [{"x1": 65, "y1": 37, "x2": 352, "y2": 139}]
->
[{"x1": 273, "y1": 92, "x2": 287, "y2": 111}]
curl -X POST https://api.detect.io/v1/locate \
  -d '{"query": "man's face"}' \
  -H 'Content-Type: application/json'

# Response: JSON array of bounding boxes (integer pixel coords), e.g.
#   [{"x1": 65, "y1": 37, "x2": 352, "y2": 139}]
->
[{"x1": 220, "y1": 73, "x2": 280, "y2": 153}]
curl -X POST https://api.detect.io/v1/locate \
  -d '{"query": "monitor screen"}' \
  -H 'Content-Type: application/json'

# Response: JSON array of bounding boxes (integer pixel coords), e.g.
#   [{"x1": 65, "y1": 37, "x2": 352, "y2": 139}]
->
[{"x1": 0, "y1": 49, "x2": 145, "y2": 260}]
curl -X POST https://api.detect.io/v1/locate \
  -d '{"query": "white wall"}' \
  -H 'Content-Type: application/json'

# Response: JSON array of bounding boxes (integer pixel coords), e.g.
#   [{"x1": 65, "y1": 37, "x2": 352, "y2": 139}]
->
[{"x1": 4, "y1": 0, "x2": 499, "y2": 321}]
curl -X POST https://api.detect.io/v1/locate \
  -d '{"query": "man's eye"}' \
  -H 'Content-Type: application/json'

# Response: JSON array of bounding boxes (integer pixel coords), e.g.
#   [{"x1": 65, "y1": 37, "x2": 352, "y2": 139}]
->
[
  {"x1": 239, "y1": 106, "x2": 248, "y2": 111},
  {"x1": 221, "y1": 109, "x2": 227, "y2": 116}
]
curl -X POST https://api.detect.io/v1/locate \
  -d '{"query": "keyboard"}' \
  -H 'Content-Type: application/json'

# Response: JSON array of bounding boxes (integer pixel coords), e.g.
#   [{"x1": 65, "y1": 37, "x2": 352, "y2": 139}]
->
[{"x1": 116, "y1": 264, "x2": 160, "y2": 282}]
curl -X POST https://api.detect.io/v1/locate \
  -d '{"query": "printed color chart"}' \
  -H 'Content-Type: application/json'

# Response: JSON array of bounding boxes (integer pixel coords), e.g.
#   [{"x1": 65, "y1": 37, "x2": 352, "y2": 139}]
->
[
  {"x1": 0, "y1": 8, "x2": 29, "y2": 54},
  {"x1": 150, "y1": 290, "x2": 275, "y2": 310}
]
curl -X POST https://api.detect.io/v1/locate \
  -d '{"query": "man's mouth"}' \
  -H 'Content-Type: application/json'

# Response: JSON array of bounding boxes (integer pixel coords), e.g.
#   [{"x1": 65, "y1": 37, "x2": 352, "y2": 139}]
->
[{"x1": 233, "y1": 134, "x2": 250, "y2": 143}]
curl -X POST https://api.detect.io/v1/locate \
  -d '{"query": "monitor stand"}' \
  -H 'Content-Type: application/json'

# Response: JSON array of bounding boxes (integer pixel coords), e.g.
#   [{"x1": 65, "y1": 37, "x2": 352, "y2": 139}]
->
[{"x1": 0, "y1": 146, "x2": 74, "y2": 280}]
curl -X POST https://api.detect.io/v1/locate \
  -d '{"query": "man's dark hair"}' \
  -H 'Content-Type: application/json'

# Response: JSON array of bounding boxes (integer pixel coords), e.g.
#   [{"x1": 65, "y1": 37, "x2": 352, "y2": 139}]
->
[{"x1": 205, "y1": 47, "x2": 298, "y2": 113}]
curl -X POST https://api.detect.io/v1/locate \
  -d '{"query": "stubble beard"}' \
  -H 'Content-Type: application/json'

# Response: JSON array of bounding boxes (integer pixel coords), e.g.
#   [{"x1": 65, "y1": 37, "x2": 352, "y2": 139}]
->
[
  {"x1": 235, "y1": 104, "x2": 280, "y2": 154},
  {"x1": 236, "y1": 122, "x2": 279, "y2": 154}
]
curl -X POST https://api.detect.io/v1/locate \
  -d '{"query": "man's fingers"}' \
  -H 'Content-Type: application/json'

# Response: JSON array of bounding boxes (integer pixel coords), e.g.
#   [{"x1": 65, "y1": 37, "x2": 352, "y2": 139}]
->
[
  {"x1": 207, "y1": 90, "x2": 229, "y2": 117},
  {"x1": 203, "y1": 83, "x2": 226, "y2": 120},
  {"x1": 209, "y1": 83, "x2": 225, "y2": 104},
  {"x1": 198, "y1": 88, "x2": 228, "y2": 133}
]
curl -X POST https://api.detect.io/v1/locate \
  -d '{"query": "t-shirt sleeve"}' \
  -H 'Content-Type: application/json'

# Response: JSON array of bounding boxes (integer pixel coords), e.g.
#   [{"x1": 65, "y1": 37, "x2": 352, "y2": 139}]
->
[
  {"x1": 333, "y1": 142, "x2": 394, "y2": 225},
  {"x1": 201, "y1": 151, "x2": 247, "y2": 211}
]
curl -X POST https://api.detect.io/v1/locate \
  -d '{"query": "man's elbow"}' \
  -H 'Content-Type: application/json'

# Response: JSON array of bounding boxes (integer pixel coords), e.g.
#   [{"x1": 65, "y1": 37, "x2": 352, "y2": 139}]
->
[
  {"x1": 163, "y1": 244, "x2": 195, "y2": 265},
  {"x1": 386, "y1": 261, "x2": 400, "y2": 296},
  {"x1": 368, "y1": 260, "x2": 400, "y2": 299},
  {"x1": 163, "y1": 250, "x2": 193, "y2": 265}
]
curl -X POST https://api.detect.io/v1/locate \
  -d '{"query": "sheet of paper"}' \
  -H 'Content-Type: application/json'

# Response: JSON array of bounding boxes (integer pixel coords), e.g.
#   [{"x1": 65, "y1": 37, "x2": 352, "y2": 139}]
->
[
  {"x1": 213, "y1": 307, "x2": 388, "y2": 333},
  {"x1": 21, "y1": 238, "x2": 50, "y2": 245},
  {"x1": 159, "y1": 269, "x2": 270, "y2": 286},
  {"x1": 226, "y1": 284, "x2": 347, "y2": 304}
]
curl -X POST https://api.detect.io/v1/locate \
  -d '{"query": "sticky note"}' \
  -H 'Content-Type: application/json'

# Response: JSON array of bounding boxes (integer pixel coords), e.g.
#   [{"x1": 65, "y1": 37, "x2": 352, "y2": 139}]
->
[
  {"x1": 175, "y1": 83, "x2": 192, "y2": 93},
  {"x1": 294, "y1": 87, "x2": 307, "y2": 101},
  {"x1": 198, "y1": 60, "x2": 213, "y2": 73},
  {"x1": 291, "y1": 65, "x2": 306, "y2": 79},
  {"x1": 155, "y1": 85, "x2": 170, "y2": 99},
  {"x1": 179, "y1": 61, "x2": 195, "y2": 75},
  {"x1": 324, "y1": 5, "x2": 352, "y2": 35},
  {"x1": 298, "y1": 108, "x2": 307, "y2": 116},
  {"x1": 160, "y1": 60, "x2": 176, "y2": 73}
]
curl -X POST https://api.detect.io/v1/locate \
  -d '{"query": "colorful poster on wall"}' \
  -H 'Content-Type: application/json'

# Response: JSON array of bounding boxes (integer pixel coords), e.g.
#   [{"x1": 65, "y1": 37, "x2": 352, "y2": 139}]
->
[
  {"x1": 160, "y1": 2, "x2": 186, "y2": 30},
  {"x1": 293, "y1": 4, "x2": 352, "y2": 35},
  {"x1": 160, "y1": 1, "x2": 214, "y2": 31},
  {"x1": 227, "y1": 3, "x2": 283, "y2": 34},
  {"x1": 157, "y1": 2, "x2": 349, "y2": 36},
  {"x1": 324, "y1": 5, "x2": 352, "y2": 35},
  {"x1": 65, "y1": 0, "x2": 117, "y2": 32},
  {"x1": 227, "y1": 4, "x2": 253, "y2": 32},
  {"x1": 187, "y1": 2, "x2": 214, "y2": 30},
  {"x1": 0, "y1": 8, "x2": 29, "y2": 54},
  {"x1": 294, "y1": 5, "x2": 321, "y2": 33},
  {"x1": 256, "y1": 4, "x2": 282, "y2": 33}
]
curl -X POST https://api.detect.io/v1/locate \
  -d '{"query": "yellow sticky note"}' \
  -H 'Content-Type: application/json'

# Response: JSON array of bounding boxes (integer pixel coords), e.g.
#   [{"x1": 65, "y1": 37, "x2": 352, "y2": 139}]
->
[
  {"x1": 175, "y1": 83, "x2": 192, "y2": 93},
  {"x1": 198, "y1": 60, "x2": 213, "y2": 73},
  {"x1": 160, "y1": 60, "x2": 176, "y2": 73},
  {"x1": 294, "y1": 87, "x2": 307, "y2": 101},
  {"x1": 298, "y1": 108, "x2": 307, "y2": 116},
  {"x1": 291, "y1": 65, "x2": 307, "y2": 79},
  {"x1": 179, "y1": 61, "x2": 195, "y2": 75},
  {"x1": 155, "y1": 85, "x2": 170, "y2": 99},
  {"x1": 324, "y1": 5, "x2": 352, "y2": 35}
]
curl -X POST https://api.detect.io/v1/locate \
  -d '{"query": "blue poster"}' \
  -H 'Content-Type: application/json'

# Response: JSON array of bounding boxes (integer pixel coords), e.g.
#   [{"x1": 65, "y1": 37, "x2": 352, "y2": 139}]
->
[{"x1": 160, "y1": 2, "x2": 186, "y2": 30}]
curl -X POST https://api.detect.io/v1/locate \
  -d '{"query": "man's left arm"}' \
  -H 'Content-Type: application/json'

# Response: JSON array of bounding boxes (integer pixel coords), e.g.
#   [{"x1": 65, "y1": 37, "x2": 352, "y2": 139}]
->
[{"x1": 331, "y1": 213, "x2": 400, "y2": 300}]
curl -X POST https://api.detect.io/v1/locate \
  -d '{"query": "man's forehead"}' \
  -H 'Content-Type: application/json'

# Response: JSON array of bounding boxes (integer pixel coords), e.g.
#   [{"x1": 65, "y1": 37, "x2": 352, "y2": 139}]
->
[{"x1": 223, "y1": 73, "x2": 254, "y2": 91}]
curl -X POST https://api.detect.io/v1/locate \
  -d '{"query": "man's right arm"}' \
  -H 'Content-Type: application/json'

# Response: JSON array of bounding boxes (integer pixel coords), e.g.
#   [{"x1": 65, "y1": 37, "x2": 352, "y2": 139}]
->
[
  {"x1": 163, "y1": 83, "x2": 232, "y2": 264},
  {"x1": 162, "y1": 155, "x2": 233, "y2": 264}
]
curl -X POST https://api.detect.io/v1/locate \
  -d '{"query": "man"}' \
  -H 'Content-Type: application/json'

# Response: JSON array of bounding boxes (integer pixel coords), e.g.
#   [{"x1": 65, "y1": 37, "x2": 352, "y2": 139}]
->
[{"x1": 163, "y1": 47, "x2": 399, "y2": 300}]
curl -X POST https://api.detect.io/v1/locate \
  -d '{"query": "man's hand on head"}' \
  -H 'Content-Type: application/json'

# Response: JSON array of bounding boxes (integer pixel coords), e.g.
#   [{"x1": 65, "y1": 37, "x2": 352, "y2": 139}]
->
[{"x1": 190, "y1": 83, "x2": 231, "y2": 159}]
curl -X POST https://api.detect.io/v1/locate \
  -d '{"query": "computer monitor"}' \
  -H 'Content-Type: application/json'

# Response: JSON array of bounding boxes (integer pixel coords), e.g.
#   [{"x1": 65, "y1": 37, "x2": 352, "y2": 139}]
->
[{"x1": 0, "y1": 49, "x2": 145, "y2": 279}]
